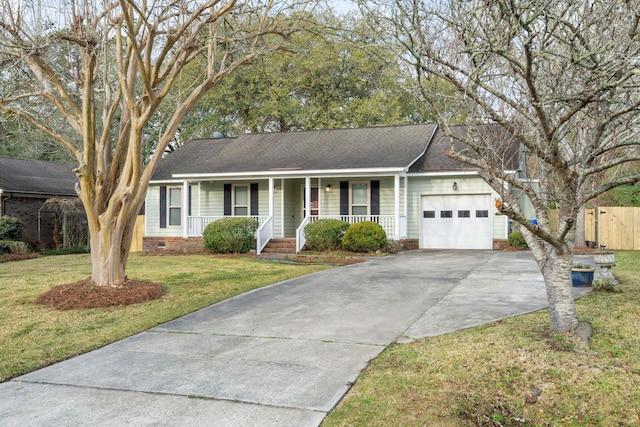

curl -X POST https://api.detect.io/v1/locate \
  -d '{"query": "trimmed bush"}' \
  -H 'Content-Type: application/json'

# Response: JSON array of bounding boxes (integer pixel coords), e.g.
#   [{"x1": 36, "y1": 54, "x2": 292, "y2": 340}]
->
[
  {"x1": 508, "y1": 231, "x2": 528, "y2": 248},
  {"x1": 342, "y1": 221, "x2": 388, "y2": 252},
  {"x1": 203, "y1": 217, "x2": 259, "y2": 254},
  {"x1": 0, "y1": 216, "x2": 24, "y2": 241},
  {"x1": 303, "y1": 219, "x2": 350, "y2": 251}
]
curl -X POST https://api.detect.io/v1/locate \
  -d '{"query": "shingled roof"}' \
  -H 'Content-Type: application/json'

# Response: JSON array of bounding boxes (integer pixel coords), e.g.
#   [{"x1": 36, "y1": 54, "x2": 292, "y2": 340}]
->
[
  {"x1": 152, "y1": 124, "x2": 438, "y2": 180},
  {"x1": 410, "y1": 124, "x2": 520, "y2": 173},
  {"x1": 0, "y1": 157, "x2": 77, "y2": 196}
]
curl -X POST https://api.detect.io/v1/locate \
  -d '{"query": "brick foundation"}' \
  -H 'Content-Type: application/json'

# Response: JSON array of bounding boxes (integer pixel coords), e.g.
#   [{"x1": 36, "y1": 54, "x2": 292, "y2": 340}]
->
[
  {"x1": 493, "y1": 239, "x2": 508, "y2": 250},
  {"x1": 143, "y1": 237, "x2": 206, "y2": 254},
  {"x1": 395, "y1": 239, "x2": 420, "y2": 251}
]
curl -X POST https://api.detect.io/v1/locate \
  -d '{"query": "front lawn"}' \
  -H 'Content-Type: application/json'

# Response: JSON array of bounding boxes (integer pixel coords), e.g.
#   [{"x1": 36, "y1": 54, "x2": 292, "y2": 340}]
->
[
  {"x1": 324, "y1": 251, "x2": 640, "y2": 426},
  {"x1": 0, "y1": 253, "x2": 330, "y2": 382}
]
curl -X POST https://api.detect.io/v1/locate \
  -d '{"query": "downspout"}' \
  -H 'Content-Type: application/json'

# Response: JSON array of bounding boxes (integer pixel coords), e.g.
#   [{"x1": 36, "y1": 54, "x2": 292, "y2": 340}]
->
[{"x1": 0, "y1": 189, "x2": 12, "y2": 217}]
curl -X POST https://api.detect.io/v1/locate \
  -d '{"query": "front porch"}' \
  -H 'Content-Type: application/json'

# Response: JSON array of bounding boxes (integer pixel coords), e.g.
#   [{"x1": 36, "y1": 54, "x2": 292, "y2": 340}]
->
[{"x1": 175, "y1": 175, "x2": 409, "y2": 254}]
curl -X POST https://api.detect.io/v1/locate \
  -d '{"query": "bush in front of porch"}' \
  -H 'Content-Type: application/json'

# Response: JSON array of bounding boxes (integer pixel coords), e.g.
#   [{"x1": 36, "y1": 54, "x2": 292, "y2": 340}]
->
[
  {"x1": 342, "y1": 221, "x2": 387, "y2": 253},
  {"x1": 304, "y1": 219, "x2": 350, "y2": 251},
  {"x1": 203, "y1": 217, "x2": 259, "y2": 254}
]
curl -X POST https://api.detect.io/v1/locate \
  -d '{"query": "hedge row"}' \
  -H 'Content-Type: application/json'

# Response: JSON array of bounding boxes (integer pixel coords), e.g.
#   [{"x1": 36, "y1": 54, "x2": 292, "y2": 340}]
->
[{"x1": 202, "y1": 217, "x2": 389, "y2": 254}]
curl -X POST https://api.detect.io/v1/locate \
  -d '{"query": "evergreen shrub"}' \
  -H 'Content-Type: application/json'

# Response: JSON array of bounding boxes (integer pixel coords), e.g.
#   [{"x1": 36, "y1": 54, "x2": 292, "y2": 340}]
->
[
  {"x1": 342, "y1": 221, "x2": 387, "y2": 252},
  {"x1": 0, "y1": 216, "x2": 24, "y2": 241},
  {"x1": 303, "y1": 219, "x2": 350, "y2": 251},
  {"x1": 508, "y1": 231, "x2": 528, "y2": 248},
  {"x1": 203, "y1": 217, "x2": 259, "y2": 253}
]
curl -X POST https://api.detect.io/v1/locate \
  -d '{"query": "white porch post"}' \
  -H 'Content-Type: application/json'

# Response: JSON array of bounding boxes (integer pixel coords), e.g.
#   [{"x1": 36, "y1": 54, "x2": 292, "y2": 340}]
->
[
  {"x1": 394, "y1": 174, "x2": 400, "y2": 240},
  {"x1": 197, "y1": 182, "x2": 202, "y2": 216},
  {"x1": 280, "y1": 178, "x2": 285, "y2": 237},
  {"x1": 269, "y1": 178, "x2": 274, "y2": 218},
  {"x1": 318, "y1": 177, "x2": 322, "y2": 216},
  {"x1": 182, "y1": 180, "x2": 189, "y2": 238},
  {"x1": 403, "y1": 175, "x2": 408, "y2": 217},
  {"x1": 305, "y1": 176, "x2": 311, "y2": 218}
]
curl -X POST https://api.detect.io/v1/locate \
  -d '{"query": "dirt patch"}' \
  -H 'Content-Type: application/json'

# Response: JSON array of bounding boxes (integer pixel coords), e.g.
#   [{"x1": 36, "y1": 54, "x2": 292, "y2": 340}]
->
[{"x1": 35, "y1": 278, "x2": 164, "y2": 310}]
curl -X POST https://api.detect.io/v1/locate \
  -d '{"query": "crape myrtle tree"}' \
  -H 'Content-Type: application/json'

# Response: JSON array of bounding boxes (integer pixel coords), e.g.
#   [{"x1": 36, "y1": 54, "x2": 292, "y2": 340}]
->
[
  {"x1": 0, "y1": 0, "x2": 314, "y2": 287},
  {"x1": 361, "y1": 0, "x2": 640, "y2": 333}
]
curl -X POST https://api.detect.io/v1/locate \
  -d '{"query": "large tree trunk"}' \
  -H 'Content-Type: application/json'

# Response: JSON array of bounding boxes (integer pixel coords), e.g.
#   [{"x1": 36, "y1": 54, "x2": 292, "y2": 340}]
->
[
  {"x1": 537, "y1": 248, "x2": 579, "y2": 333},
  {"x1": 87, "y1": 208, "x2": 137, "y2": 288}
]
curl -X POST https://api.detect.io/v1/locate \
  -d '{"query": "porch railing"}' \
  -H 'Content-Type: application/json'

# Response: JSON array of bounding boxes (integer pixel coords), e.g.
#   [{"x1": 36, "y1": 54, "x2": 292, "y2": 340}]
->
[
  {"x1": 310, "y1": 215, "x2": 397, "y2": 238},
  {"x1": 295, "y1": 216, "x2": 312, "y2": 253},
  {"x1": 186, "y1": 215, "x2": 270, "y2": 237},
  {"x1": 255, "y1": 216, "x2": 274, "y2": 255}
]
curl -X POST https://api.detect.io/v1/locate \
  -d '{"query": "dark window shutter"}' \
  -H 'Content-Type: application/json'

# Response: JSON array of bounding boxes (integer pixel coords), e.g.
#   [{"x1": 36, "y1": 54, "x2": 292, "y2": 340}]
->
[
  {"x1": 224, "y1": 184, "x2": 232, "y2": 216},
  {"x1": 250, "y1": 183, "x2": 259, "y2": 216},
  {"x1": 159, "y1": 186, "x2": 167, "y2": 228},
  {"x1": 188, "y1": 185, "x2": 192, "y2": 216},
  {"x1": 340, "y1": 181, "x2": 349, "y2": 216},
  {"x1": 371, "y1": 180, "x2": 380, "y2": 216}
]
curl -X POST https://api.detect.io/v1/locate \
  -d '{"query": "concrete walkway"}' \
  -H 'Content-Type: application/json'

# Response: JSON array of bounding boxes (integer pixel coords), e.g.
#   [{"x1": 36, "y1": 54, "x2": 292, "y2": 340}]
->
[{"x1": 0, "y1": 251, "x2": 591, "y2": 426}]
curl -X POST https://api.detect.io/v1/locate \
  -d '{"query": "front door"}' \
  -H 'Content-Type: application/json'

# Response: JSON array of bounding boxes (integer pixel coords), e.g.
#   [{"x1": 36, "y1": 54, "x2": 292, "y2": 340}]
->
[{"x1": 302, "y1": 187, "x2": 319, "y2": 217}]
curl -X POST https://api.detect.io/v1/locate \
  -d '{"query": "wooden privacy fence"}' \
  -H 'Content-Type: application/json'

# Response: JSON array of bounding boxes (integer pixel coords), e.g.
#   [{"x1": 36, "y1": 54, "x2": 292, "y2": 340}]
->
[
  {"x1": 129, "y1": 215, "x2": 145, "y2": 252},
  {"x1": 547, "y1": 207, "x2": 640, "y2": 250},
  {"x1": 592, "y1": 207, "x2": 640, "y2": 250}
]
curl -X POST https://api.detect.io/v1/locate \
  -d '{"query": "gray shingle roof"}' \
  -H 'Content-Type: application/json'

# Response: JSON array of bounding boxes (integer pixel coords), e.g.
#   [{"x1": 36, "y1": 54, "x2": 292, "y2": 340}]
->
[
  {"x1": 152, "y1": 124, "x2": 438, "y2": 180},
  {"x1": 0, "y1": 157, "x2": 77, "y2": 196},
  {"x1": 410, "y1": 124, "x2": 520, "y2": 172}
]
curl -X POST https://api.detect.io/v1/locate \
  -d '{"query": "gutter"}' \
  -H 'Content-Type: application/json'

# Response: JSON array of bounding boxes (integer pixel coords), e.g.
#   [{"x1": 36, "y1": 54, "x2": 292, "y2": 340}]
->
[{"x1": 169, "y1": 167, "x2": 407, "y2": 181}]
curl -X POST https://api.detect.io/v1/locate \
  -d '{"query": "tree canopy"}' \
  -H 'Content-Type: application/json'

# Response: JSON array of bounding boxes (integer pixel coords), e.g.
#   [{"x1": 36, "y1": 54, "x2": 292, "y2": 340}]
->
[{"x1": 0, "y1": 0, "x2": 315, "y2": 287}]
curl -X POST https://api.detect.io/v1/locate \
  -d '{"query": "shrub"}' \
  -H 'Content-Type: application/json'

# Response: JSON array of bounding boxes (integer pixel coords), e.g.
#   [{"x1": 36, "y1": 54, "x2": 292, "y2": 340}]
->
[
  {"x1": 303, "y1": 219, "x2": 350, "y2": 251},
  {"x1": 342, "y1": 221, "x2": 387, "y2": 252},
  {"x1": 0, "y1": 216, "x2": 24, "y2": 241},
  {"x1": 0, "y1": 240, "x2": 10, "y2": 255},
  {"x1": 508, "y1": 231, "x2": 528, "y2": 248},
  {"x1": 203, "y1": 217, "x2": 259, "y2": 254}
]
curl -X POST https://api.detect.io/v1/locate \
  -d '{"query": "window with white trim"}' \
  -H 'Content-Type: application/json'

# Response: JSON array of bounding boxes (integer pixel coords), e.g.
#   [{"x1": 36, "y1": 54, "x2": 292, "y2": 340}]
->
[
  {"x1": 351, "y1": 182, "x2": 369, "y2": 215},
  {"x1": 168, "y1": 187, "x2": 182, "y2": 226},
  {"x1": 233, "y1": 184, "x2": 249, "y2": 216}
]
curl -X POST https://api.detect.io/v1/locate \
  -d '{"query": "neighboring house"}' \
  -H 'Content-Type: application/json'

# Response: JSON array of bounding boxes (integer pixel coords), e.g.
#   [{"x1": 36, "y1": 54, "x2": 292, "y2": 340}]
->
[
  {"x1": 0, "y1": 157, "x2": 78, "y2": 248},
  {"x1": 144, "y1": 124, "x2": 520, "y2": 253}
]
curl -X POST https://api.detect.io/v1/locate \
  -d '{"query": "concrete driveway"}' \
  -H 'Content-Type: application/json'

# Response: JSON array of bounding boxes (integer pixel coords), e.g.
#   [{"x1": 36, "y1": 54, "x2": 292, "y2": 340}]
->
[{"x1": 0, "y1": 251, "x2": 591, "y2": 426}]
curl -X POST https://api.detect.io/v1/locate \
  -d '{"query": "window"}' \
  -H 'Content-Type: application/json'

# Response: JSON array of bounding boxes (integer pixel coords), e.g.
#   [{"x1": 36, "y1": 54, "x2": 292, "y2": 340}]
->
[
  {"x1": 440, "y1": 210, "x2": 453, "y2": 218},
  {"x1": 458, "y1": 210, "x2": 471, "y2": 218},
  {"x1": 476, "y1": 210, "x2": 489, "y2": 218},
  {"x1": 168, "y1": 187, "x2": 182, "y2": 226},
  {"x1": 423, "y1": 210, "x2": 436, "y2": 218},
  {"x1": 351, "y1": 182, "x2": 369, "y2": 215},
  {"x1": 233, "y1": 184, "x2": 249, "y2": 216}
]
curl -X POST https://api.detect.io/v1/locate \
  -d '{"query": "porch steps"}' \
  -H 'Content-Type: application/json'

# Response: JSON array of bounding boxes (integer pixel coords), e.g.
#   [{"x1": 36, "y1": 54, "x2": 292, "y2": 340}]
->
[{"x1": 261, "y1": 238, "x2": 297, "y2": 254}]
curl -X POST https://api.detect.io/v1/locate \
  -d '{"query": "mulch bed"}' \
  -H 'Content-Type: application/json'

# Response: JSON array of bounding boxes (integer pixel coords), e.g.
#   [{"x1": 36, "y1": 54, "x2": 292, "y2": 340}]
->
[
  {"x1": 0, "y1": 253, "x2": 41, "y2": 263},
  {"x1": 34, "y1": 278, "x2": 164, "y2": 310}
]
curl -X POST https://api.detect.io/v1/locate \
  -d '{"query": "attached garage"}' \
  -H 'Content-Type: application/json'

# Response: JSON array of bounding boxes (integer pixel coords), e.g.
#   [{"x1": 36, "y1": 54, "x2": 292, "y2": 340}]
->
[{"x1": 420, "y1": 194, "x2": 493, "y2": 249}]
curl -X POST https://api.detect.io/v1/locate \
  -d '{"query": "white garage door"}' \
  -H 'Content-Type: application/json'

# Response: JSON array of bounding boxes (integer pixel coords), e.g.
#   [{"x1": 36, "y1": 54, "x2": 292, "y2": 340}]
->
[{"x1": 420, "y1": 194, "x2": 492, "y2": 249}]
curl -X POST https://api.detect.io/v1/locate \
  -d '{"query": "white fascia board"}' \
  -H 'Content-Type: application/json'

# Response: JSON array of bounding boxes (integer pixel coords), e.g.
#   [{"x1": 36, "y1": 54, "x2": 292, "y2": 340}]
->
[
  {"x1": 148, "y1": 179, "x2": 185, "y2": 185},
  {"x1": 407, "y1": 171, "x2": 479, "y2": 177},
  {"x1": 172, "y1": 167, "x2": 407, "y2": 180}
]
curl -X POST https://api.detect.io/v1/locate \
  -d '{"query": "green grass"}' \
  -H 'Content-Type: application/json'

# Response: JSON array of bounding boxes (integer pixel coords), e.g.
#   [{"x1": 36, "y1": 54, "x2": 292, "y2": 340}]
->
[
  {"x1": 324, "y1": 251, "x2": 640, "y2": 427},
  {"x1": 0, "y1": 253, "x2": 330, "y2": 382}
]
